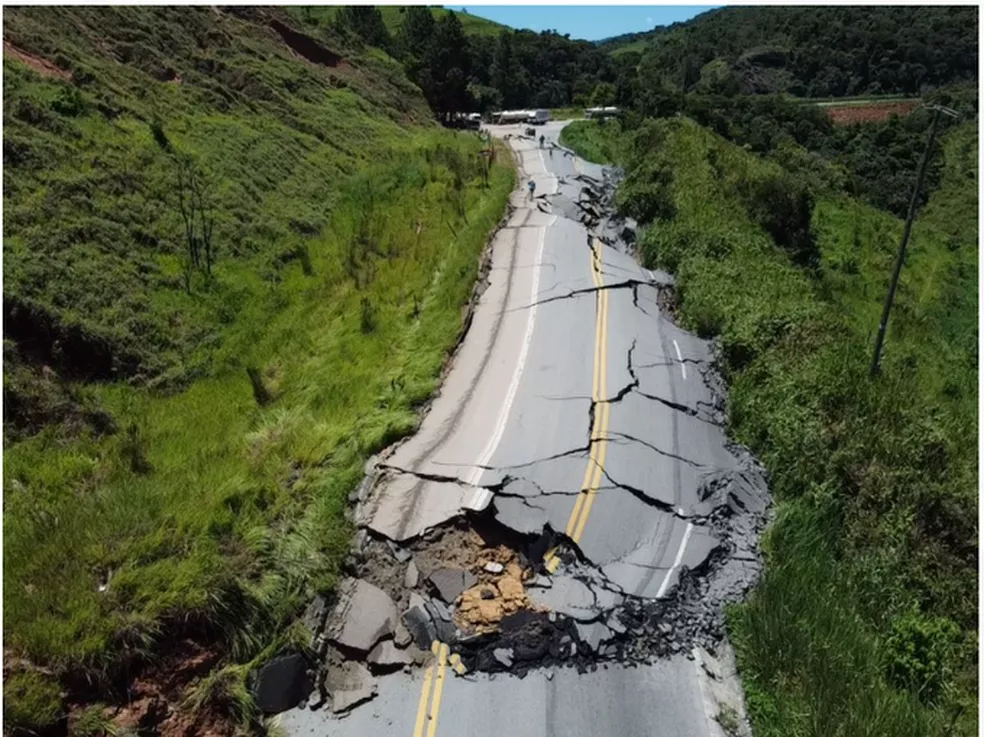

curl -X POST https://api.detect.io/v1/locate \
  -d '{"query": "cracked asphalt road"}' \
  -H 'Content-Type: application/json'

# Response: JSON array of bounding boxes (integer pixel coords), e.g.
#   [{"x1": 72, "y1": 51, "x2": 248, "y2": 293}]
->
[{"x1": 282, "y1": 121, "x2": 758, "y2": 737}]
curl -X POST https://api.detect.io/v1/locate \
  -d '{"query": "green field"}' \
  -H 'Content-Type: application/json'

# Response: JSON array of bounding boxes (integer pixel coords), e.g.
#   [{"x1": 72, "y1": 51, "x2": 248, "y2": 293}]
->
[
  {"x1": 3, "y1": 6, "x2": 513, "y2": 732},
  {"x1": 563, "y1": 116, "x2": 978, "y2": 737}
]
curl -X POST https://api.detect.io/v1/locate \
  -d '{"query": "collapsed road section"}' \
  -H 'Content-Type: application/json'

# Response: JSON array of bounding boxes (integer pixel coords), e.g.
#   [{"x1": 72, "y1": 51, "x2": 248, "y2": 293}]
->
[{"x1": 258, "y1": 129, "x2": 771, "y2": 725}]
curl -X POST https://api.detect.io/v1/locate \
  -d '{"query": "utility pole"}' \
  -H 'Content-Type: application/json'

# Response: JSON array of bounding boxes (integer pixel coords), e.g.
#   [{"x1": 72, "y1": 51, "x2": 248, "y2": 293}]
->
[{"x1": 869, "y1": 104, "x2": 959, "y2": 376}]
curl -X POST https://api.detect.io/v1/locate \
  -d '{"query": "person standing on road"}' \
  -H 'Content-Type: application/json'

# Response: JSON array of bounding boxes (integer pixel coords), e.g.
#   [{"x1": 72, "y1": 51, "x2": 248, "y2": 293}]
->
[
  {"x1": 539, "y1": 134, "x2": 545, "y2": 148},
  {"x1": 527, "y1": 178, "x2": 536, "y2": 201}
]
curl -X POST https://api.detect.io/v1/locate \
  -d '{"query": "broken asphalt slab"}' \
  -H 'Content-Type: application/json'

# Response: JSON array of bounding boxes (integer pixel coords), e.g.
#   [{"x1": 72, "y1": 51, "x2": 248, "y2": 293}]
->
[
  {"x1": 252, "y1": 654, "x2": 312, "y2": 714},
  {"x1": 428, "y1": 567, "x2": 478, "y2": 604},
  {"x1": 326, "y1": 579, "x2": 399, "y2": 655}
]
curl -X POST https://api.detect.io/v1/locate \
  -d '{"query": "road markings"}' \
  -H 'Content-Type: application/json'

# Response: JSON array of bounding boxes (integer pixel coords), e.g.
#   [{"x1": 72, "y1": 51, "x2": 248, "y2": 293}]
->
[
  {"x1": 426, "y1": 642, "x2": 449, "y2": 737},
  {"x1": 656, "y1": 522, "x2": 694, "y2": 598},
  {"x1": 412, "y1": 641, "x2": 450, "y2": 737},
  {"x1": 448, "y1": 652, "x2": 467, "y2": 676},
  {"x1": 412, "y1": 645, "x2": 437, "y2": 737},
  {"x1": 466, "y1": 220, "x2": 553, "y2": 508},
  {"x1": 672, "y1": 339, "x2": 688, "y2": 380},
  {"x1": 545, "y1": 240, "x2": 609, "y2": 572}
]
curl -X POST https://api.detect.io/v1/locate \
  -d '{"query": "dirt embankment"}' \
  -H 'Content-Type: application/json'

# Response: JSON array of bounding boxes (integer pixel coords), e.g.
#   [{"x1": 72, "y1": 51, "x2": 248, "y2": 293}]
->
[{"x1": 3, "y1": 40, "x2": 71, "y2": 80}]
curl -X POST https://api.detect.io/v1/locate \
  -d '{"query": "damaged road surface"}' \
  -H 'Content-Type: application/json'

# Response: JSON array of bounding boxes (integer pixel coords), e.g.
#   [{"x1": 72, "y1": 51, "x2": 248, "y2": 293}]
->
[{"x1": 279, "y1": 122, "x2": 769, "y2": 736}]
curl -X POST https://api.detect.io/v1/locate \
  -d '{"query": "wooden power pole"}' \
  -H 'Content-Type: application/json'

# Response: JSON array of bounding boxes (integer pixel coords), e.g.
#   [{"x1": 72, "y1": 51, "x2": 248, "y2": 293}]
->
[{"x1": 869, "y1": 104, "x2": 958, "y2": 376}]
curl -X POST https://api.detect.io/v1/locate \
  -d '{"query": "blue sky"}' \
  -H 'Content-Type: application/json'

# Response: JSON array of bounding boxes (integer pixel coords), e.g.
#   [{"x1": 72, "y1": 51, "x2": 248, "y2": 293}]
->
[{"x1": 442, "y1": 6, "x2": 719, "y2": 41}]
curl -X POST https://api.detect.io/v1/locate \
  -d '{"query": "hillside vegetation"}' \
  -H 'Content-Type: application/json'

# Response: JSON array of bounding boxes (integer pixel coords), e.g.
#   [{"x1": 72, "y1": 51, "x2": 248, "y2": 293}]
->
[
  {"x1": 294, "y1": 5, "x2": 508, "y2": 38},
  {"x1": 624, "y1": 6, "x2": 977, "y2": 97},
  {"x1": 3, "y1": 6, "x2": 513, "y2": 733},
  {"x1": 563, "y1": 115, "x2": 977, "y2": 736}
]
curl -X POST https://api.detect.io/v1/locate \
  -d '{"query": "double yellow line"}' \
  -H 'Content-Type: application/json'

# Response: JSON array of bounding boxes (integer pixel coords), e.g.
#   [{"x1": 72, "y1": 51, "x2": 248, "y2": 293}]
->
[
  {"x1": 545, "y1": 239, "x2": 609, "y2": 573},
  {"x1": 408, "y1": 236, "x2": 608, "y2": 734},
  {"x1": 412, "y1": 641, "x2": 466, "y2": 737}
]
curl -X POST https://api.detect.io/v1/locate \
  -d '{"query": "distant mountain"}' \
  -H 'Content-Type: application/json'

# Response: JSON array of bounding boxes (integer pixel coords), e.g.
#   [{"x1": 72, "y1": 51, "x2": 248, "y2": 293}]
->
[{"x1": 601, "y1": 6, "x2": 977, "y2": 96}]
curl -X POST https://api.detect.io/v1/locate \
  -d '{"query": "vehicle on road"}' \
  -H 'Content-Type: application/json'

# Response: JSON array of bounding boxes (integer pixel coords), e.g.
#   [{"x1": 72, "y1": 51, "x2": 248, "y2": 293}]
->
[
  {"x1": 529, "y1": 108, "x2": 551, "y2": 125},
  {"x1": 493, "y1": 109, "x2": 532, "y2": 124},
  {"x1": 585, "y1": 106, "x2": 619, "y2": 119}
]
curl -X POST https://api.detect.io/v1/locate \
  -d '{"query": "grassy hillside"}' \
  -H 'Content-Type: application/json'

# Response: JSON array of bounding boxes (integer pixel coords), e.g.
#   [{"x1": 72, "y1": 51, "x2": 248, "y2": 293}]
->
[
  {"x1": 564, "y1": 116, "x2": 977, "y2": 736},
  {"x1": 3, "y1": 6, "x2": 514, "y2": 733},
  {"x1": 293, "y1": 6, "x2": 508, "y2": 39}
]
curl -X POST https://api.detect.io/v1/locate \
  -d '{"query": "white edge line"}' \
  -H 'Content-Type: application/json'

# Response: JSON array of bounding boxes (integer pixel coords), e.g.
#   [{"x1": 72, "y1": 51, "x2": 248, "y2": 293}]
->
[
  {"x1": 536, "y1": 148, "x2": 560, "y2": 196},
  {"x1": 465, "y1": 220, "x2": 553, "y2": 510},
  {"x1": 656, "y1": 521, "x2": 694, "y2": 598},
  {"x1": 673, "y1": 338, "x2": 688, "y2": 380},
  {"x1": 692, "y1": 649, "x2": 725, "y2": 736}
]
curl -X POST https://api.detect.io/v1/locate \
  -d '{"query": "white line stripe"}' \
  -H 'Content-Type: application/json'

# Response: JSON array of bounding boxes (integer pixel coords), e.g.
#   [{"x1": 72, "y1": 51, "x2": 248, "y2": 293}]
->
[
  {"x1": 466, "y1": 219, "x2": 554, "y2": 510},
  {"x1": 692, "y1": 649, "x2": 724, "y2": 737},
  {"x1": 656, "y1": 522, "x2": 694, "y2": 598},
  {"x1": 673, "y1": 339, "x2": 688, "y2": 380}
]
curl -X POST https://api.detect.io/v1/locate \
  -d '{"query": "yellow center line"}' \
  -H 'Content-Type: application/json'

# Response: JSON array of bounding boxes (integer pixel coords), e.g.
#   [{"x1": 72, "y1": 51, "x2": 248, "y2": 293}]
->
[
  {"x1": 411, "y1": 644, "x2": 438, "y2": 737},
  {"x1": 426, "y1": 642, "x2": 449, "y2": 737},
  {"x1": 545, "y1": 239, "x2": 609, "y2": 572},
  {"x1": 573, "y1": 280, "x2": 609, "y2": 543}
]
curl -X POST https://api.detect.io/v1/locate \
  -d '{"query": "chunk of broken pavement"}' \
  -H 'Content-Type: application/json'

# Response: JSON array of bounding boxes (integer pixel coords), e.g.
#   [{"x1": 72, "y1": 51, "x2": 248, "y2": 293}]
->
[
  {"x1": 367, "y1": 640, "x2": 412, "y2": 670},
  {"x1": 327, "y1": 578, "x2": 398, "y2": 654},
  {"x1": 252, "y1": 654, "x2": 312, "y2": 714},
  {"x1": 325, "y1": 661, "x2": 377, "y2": 714},
  {"x1": 403, "y1": 593, "x2": 437, "y2": 648},
  {"x1": 404, "y1": 560, "x2": 420, "y2": 588},
  {"x1": 492, "y1": 647, "x2": 514, "y2": 668},
  {"x1": 393, "y1": 619, "x2": 413, "y2": 648},
  {"x1": 428, "y1": 567, "x2": 477, "y2": 604}
]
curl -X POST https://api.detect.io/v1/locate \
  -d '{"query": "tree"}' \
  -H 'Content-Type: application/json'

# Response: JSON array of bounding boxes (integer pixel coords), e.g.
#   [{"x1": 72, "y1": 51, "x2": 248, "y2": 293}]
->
[
  {"x1": 334, "y1": 6, "x2": 391, "y2": 52},
  {"x1": 590, "y1": 82, "x2": 617, "y2": 106},
  {"x1": 429, "y1": 12, "x2": 472, "y2": 121},
  {"x1": 174, "y1": 153, "x2": 216, "y2": 292}
]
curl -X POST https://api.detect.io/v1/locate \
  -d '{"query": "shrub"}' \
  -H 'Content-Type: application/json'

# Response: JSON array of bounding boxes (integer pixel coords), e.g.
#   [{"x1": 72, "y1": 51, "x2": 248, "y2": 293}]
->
[
  {"x1": 739, "y1": 171, "x2": 819, "y2": 268},
  {"x1": 885, "y1": 611, "x2": 960, "y2": 705},
  {"x1": 4, "y1": 671, "x2": 64, "y2": 734}
]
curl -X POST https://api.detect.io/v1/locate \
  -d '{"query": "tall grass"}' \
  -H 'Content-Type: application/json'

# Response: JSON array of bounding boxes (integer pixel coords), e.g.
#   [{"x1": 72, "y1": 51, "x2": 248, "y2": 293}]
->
[{"x1": 4, "y1": 133, "x2": 514, "y2": 730}]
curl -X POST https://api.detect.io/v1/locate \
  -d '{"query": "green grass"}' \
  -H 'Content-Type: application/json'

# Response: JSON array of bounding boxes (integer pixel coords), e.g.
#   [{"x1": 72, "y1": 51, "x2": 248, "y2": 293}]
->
[
  {"x1": 3, "y1": 5, "x2": 515, "y2": 731},
  {"x1": 549, "y1": 107, "x2": 585, "y2": 122},
  {"x1": 559, "y1": 118, "x2": 624, "y2": 164},
  {"x1": 608, "y1": 38, "x2": 650, "y2": 57},
  {"x1": 565, "y1": 116, "x2": 977, "y2": 736},
  {"x1": 294, "y1": 6, "x2": 509, "y2": 39}
]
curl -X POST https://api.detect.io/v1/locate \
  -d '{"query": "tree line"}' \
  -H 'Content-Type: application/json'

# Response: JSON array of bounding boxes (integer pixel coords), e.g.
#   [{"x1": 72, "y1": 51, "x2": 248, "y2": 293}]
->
[
  {"x1": 634, "y1": 5, "x2": 978, "y2": 98},
  {"x1": 329, "y1": 6, "x2": 636, "y2": 118}
]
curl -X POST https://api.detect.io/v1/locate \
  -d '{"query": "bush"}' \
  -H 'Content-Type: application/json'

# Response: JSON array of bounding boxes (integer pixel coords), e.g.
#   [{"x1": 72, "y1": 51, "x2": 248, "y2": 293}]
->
[
  {"x1": 885, "y1": 611, "x2": 960, "y2": 705},
  {"x1": 739, "y1": 172, "x2": 819, "y2": 268},
  {"x1": 4, "y1": 671, "x2": 64, "y2": 734}
]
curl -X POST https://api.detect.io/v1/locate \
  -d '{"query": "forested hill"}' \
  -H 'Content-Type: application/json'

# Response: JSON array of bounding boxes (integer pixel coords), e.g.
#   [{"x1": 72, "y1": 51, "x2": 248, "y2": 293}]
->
[{"x1": 621, "y1": 6, "x2": 978, "y2": 97}]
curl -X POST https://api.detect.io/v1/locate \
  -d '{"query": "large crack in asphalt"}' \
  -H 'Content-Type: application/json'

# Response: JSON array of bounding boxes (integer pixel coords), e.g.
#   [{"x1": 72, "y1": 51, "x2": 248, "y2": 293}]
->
[{"x1": 287, "y1": 147, "x2": 773, "y2": 718}]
